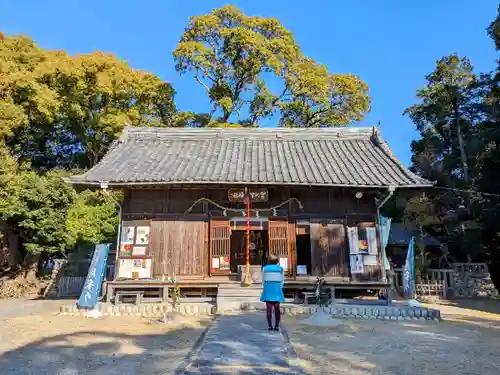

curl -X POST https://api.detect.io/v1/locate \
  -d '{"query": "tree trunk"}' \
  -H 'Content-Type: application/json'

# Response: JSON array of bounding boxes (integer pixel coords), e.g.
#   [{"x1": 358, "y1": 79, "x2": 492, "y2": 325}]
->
[
  {"x1": 21, "y1": 254, "x2": 40, "y2": 281},
  {"x1": 453, "y1": 100, "x2": 469, "y2": 182},
  {"x1": 221, "y1": 110, "x2": 232, "y2": 123}
]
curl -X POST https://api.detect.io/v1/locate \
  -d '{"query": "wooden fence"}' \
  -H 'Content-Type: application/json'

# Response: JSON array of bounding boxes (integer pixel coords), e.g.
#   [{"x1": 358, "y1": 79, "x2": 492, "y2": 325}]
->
[
  {"x1": 415, "y1": 281, "x2": 447, "y2": 298},
  {"x1": 57, "y1": 276, "x2": 86, "y2": 297},
  {"x1": 392, "y1": 268, "x2": 454, "y2": 298},
  {"x1": 391, "y1": 263, "x2": 489, "y2": 299}
]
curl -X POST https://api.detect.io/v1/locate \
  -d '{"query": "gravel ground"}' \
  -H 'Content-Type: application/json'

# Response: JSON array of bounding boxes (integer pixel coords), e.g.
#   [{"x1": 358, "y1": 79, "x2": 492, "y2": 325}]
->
[
  {"x1": 0, "y1": 306, "x2": 212, "y2": 375},
  {"x1": 0, "y1": 298, "x2": 68, "y2": 321},
  {"x1": 284, "y1": 301, "x2": 500, "y2": 375},
  {"x1": 1, "y1": 299, "x2": 500, "y2": 374}
]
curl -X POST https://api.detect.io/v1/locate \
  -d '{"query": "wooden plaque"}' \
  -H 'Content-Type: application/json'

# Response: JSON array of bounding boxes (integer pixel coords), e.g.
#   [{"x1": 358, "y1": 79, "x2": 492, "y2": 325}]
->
[{"x1": 228, "y1": 188, "x2": 268, "y2": 202}]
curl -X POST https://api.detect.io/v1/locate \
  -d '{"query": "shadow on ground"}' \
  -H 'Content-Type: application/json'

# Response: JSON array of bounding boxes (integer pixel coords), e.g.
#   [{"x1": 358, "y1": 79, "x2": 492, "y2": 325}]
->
[
  {"x1": 442, "y1": 298, "x2": 500, "y2": 315},
  {"x1": 0, "y1": 325, "x2": 209, "y2": 375},
  {"x1": 284, "y1": 312, "x2": 500, "y2": 375},
  {"x1": 2, "y1": 302, "x2": 500, "y2": 375}
]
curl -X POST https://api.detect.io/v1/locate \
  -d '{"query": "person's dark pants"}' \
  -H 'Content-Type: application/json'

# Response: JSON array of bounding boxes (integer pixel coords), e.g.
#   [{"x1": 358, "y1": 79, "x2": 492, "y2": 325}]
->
[{"x1": 265, "y1": 301, "x2": 281, "y2": 328}]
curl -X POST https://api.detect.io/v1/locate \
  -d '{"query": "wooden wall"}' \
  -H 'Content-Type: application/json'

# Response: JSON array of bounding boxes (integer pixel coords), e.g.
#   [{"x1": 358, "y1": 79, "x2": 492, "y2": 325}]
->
[
  {"x1": 120, "y1": 185, "x2": 381, "y2": 281},
  {"x1": 149, "y1": 220, "x2": 207, "y2": 278},
  {"x1": 123, "y1": 185, "x2": 377, "y2": 220},
  {"x1": 310, "y1": 222, "x2": 348, "y2": 277}
]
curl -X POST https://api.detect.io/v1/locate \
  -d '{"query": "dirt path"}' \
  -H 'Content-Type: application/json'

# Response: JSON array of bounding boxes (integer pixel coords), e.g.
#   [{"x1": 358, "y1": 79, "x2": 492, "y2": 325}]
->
[
  {"x1": 181, "y1": 313, "x2": 304, "y2": 374},
  {"x1": 0, "y1": 299, "x2": 68, "y2": 321},
  {"x1": 0, "y1": 311, "x2": 212, "y2": 375}
]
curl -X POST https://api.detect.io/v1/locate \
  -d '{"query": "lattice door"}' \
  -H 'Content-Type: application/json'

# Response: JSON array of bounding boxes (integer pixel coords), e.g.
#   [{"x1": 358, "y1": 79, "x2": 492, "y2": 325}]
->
[
  {"x1": 268, "y1": 220, "x2": 290, "y2": 274},
  {"x1": 210, "y1": 220, "x2": 231, "y2": 274}
]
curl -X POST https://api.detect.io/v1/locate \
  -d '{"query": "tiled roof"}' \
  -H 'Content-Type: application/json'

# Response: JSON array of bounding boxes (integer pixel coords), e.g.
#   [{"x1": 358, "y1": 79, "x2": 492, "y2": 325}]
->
[
  {"x1": 68, "y1": 126, "x2": 432, "y2": 188},
  {"x1": 388, "y1": 223, "x2": 441, "y2": 247}
]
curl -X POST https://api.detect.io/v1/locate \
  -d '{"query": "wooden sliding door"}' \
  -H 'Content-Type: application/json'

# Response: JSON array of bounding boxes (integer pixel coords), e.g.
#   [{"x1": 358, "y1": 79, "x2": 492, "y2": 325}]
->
[
  {"x1": 209, "y1": 220, "x2": 231, "y2": 274},
  {"x1": 150, "y1": 220, "x2": 206, "y2": 277},
  {"x1": 310, "y1": 221, "x2": 348, "y2": 277},
  {"x1": 268, "y1": 219, "x2": 294, "y2": 275}
]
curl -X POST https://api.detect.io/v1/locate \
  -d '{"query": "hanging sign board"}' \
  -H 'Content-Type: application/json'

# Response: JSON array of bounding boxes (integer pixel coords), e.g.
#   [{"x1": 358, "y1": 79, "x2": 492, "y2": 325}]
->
[{"x1": 228, "y1": 188, "x2": 268, "y2": 202}]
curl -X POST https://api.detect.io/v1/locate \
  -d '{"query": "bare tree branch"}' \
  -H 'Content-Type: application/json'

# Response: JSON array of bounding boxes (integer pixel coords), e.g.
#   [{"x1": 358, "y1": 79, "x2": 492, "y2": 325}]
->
[{"x1": 194, "y1": 70, "x2": 211, "y2": 93}]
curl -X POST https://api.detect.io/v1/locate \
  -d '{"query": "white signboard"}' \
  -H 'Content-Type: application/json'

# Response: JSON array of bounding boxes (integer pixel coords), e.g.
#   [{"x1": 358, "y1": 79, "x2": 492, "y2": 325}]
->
[
  {"x1": 363, "y1": 255, "x2": 378, "y2": 266},
  {"x1": 132, "y1": 246, "x2": 147, "y2": 256},
  {"x1": 296, "y1": 265, "x2": 307, "y2": 275},
  {"x1": 212, "y1": 257, "x2": 220, "y2": 269},
  {"x1": 279, "y1": 257, "x2": 288, "y2": 271},
  {"x1": 121, "y1": 227, "x2": 135, "y2": 245},
  {"x1": 350, "y1": 255, "x2": 364, "y2": 274},
  {"x1": 136, "y1": 226, "x2": 150, "y2": 245},
  {"x1": 117, "y1": 258, "x2": 152, "y2": 279}
]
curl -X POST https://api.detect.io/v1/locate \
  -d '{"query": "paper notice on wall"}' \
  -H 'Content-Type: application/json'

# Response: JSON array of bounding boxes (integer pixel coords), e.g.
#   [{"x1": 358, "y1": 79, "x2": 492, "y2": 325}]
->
[
  {"x1": 132, "y1": 246, "x2": 147, "y2": 256},
  {"x1": 121, "y1": 227, "x2": 135, "y2": 245},
  {"x1": 212, "y1": 257, "x2": 220, "y2": 269},
  {"x1": 366, "y1": 227, "x2": 378, "y2": 255},
  {"x1": 220, "y1": 257, "x2": 229, "y2": 270},
  {"x1": 363, "y1": 255, "x2": 378, "y2": 266},
  {"x1": 350, "y1": 255, "x2": 364, "y2": 274},
  {"x1": 117, "y1": 258, "x2": 152, "y2": 279},
  {"x1": 347, "y1": 227, "x2": 359, "y2": 255},
  {"x1": 136, "y1": 226, "x2": 150, "y2": 245},
  {"x1": 296, "y1": 265, "x2": 307, "y2": 275},
  {"x1": 280, "y1": 257, "x2": 288, "y2": 270}
]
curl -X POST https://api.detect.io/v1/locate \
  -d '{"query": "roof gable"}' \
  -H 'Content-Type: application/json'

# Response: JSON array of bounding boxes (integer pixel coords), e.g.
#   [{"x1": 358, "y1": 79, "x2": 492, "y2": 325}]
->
[
  {"x1": 388, "y1": 223, "x2": 441, "y2": 247},
  {"x1": 68, "y1": 126, "x2": 432, "y2": 188}
]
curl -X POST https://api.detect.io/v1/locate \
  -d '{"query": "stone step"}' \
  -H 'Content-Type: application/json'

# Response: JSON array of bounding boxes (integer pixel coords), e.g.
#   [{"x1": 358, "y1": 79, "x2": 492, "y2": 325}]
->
[
  {"x1": 217, "y1": 284, "x2": 263, "y2": 291},
  {"x1": 217, "y1": 289, "x2": 263, "y2": 297}
]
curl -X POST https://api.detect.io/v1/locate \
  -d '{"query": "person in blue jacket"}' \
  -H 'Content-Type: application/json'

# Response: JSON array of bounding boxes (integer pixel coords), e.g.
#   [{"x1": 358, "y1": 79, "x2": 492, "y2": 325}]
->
[{"x1": 260, "y1": 254, "x2": 285, "y2": 331}]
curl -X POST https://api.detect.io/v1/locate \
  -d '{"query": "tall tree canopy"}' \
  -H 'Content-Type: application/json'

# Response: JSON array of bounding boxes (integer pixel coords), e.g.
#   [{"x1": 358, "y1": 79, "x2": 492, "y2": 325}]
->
[
  {"x1": 0, "y1": 33, "x2": 175, "y2": 271},
  {"x1": 0, "y1": 33, "x2": 179, "y2": 170},
  {"x1": 404, "y1": 55, "x2": 480, "y2": 185},
  {"x1": 174, "y1": 5, "x2": 370, "y2": 127},
  {"x1": 399, "y1": 7, "x2": 500, "y2": 288}
]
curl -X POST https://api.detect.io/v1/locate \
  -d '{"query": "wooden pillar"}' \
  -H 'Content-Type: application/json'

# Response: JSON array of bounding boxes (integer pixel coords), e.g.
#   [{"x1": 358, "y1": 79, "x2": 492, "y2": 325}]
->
[{"x1": 288, "y1": 222, "x2": 297, "y2": 278}]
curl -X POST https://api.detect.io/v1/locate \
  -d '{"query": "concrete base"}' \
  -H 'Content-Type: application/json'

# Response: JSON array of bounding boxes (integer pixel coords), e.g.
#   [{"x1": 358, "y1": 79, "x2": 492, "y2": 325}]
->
[
  {"x1": 60, "y1": 302, "x2": 216, "y2": 317},
  {"x1": 242, "y1": 302, "x2": 441, "y2": 321},
  {"x1": 60, "y1": 301, "x2": 440, "y2": 321}
]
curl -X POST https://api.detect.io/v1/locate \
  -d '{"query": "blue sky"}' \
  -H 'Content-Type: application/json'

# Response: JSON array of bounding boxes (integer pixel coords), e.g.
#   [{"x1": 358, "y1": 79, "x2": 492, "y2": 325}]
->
[{"x1": 1, "y1": 1, "x2": 499, "y2": 165}]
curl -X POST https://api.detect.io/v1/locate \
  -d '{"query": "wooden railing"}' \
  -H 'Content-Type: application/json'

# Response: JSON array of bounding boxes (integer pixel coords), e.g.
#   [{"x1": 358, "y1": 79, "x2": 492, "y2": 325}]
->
[
  {"x1": 391, "y1": 263, "x2": 490, "y2": 299},
  {"x1": 392, "y1": 268, "x2": 454, "y2": 298},
  {"x1": 454, "y1": 262, "x2": 488, "y2": 275}
]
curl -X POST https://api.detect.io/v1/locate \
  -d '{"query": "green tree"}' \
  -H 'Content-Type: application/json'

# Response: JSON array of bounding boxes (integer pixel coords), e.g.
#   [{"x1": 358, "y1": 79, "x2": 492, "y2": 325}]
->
[
  {"x1": 404, "y1": 55, "x2": 480, "y2": 184},
  {"x1": 473, "y1": 6, "x2": 500, "y2": 287},
  {"x1": 0, "y1": 143, "x2": 21, "y2": 223},
  {"x1": 0, "y1": 34, "x2": 180, "y2": 169},
  {"x1": 174, "y1": 5, "x2": 370, "y2": 126},
  {"x1": 402, "y1": 54, "x2": 493, "y2": 274},
  {"x1": 279, "y1": 59, "x2": 369, "y2": 127},
  {"x1": 4, "y1": 171, "x2": 76, "y2": 255},
  {"x1": 66, "y1": 189, "x2": 119, "y2": 246}
]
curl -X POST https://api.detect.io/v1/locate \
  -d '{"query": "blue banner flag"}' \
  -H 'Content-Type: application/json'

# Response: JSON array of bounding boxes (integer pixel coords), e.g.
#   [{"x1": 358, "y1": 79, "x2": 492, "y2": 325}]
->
[
  {"x1": 77, "y1": 243, "x2": 111, "y2": 309},
  {"x1": 403, "y1": 236, "x2": 415, "y2": 299},
  {"x1": 379, "y1": 216, "x2": 392, "y2": 271}
]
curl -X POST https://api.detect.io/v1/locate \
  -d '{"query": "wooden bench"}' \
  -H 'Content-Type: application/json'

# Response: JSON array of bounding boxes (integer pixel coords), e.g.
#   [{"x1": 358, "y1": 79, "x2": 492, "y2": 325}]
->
[
  {"x1": 301, "y1": 291, "x2": 330, "y2": 305},
  {"x1": 105, "y1": 281, "x2": 171, "y2": 304},
  {"x1": 115, "y1": 291, "x2": 144, "y2": 305},
  {"x1": 331, "y1": 283, "x2": 392, "y2": 306}
]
